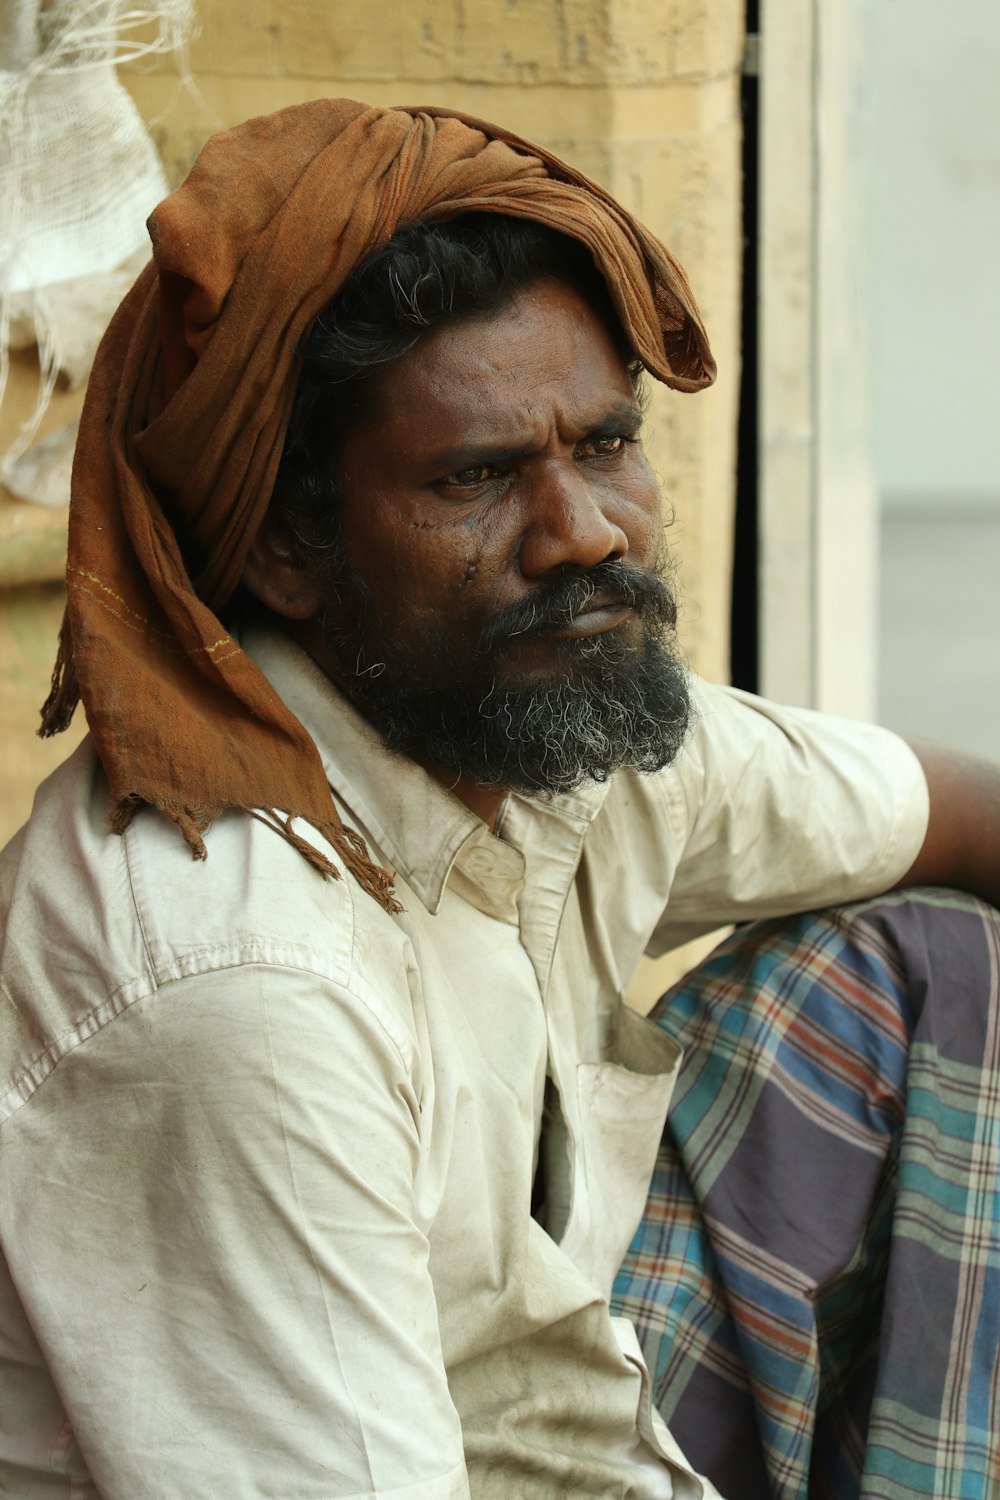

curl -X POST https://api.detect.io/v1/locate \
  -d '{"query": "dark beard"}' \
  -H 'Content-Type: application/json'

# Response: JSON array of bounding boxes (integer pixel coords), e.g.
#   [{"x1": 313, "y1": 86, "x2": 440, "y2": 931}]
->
[{"x1": 321, "y1": 555, "x2": 691, "y2": 796}]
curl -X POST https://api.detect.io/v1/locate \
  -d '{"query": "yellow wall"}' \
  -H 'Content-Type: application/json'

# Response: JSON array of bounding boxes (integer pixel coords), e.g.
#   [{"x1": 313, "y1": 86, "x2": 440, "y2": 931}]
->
[{"x1": 0, "y1": 0, "x2": 745, "y2": 848}]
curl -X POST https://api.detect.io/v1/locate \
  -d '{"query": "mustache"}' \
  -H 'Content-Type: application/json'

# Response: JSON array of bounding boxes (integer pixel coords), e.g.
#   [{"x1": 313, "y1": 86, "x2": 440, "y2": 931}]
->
[{"x1": 478, "y1": 559, "x2": 677, "y2": 657}]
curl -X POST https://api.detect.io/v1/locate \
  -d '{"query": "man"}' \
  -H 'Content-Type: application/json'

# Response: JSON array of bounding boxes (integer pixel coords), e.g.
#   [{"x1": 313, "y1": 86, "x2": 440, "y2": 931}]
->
[{"x1": 0, "y1": 101, "x2": 997, "y2": 1499}]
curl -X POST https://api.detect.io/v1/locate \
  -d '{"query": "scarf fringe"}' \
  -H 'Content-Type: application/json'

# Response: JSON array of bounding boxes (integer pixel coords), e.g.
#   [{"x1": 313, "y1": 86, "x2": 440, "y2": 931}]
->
[
  {"x1": 254, "y1": 809, "x2": 402, "y2": 915},
  {"x1": 39, "y1": 612, "x2": 81, "y2": 737},
  {"x1": 40, "y1": 615, "x2": 401, "y2": 914},
  {"x1": 106, "y1": 795, "x2": 400, "y2": 914}
]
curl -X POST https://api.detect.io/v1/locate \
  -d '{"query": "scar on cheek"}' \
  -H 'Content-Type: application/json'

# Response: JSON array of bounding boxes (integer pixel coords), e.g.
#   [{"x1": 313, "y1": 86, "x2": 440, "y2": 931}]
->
[
  {"x1": 408, "y1": 519, "x2": 436, "y2": 530},
  {"x1": 459, "y1": 560, "x2": 478, "y2": 590}
]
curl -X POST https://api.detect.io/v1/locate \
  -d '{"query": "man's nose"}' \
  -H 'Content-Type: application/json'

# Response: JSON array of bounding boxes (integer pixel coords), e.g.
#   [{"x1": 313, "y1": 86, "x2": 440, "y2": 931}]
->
[{"x1": 518, "y1": 464, "x2": 629, "y2": 577}]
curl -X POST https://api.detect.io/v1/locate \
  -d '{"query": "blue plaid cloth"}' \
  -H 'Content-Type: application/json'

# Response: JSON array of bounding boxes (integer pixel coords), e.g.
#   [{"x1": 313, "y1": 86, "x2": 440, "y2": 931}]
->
[{"x1": 612, "y1": 889, "x2": 1000, "y2": 1499}]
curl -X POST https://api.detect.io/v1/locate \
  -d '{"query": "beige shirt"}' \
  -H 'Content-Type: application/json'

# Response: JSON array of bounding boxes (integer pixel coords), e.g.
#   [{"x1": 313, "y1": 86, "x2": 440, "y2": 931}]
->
[{"x1": 0, "y1": 626, "x2": 929, "y2": 1499}]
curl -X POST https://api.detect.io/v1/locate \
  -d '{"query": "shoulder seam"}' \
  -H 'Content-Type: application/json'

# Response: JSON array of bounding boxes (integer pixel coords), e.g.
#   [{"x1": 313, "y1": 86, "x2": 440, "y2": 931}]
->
[
  {"x1": 0, "y1": 953, "x2": 395, "y2": 1127},
  {"x1": 123, "y1": 820, "x2": 156, "y2": 986}
]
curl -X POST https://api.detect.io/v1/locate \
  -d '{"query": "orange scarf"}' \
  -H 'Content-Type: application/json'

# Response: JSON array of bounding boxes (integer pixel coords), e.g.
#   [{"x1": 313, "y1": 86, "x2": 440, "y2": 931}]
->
[{"x1": 43, "y1": 99, "x2": 715, "y2": 912}]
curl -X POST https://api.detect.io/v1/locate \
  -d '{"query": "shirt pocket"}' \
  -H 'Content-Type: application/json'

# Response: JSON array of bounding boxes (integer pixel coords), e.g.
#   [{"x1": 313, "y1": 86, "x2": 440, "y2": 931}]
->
[{"x1": 559, "y1": 1006, "x2": 682, "y2": 1298}]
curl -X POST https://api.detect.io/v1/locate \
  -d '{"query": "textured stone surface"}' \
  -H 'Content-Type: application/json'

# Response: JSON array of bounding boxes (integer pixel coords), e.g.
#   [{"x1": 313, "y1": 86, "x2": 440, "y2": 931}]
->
[{"x1": 164, "y1": 0, "x2": 742, "y2": 87}]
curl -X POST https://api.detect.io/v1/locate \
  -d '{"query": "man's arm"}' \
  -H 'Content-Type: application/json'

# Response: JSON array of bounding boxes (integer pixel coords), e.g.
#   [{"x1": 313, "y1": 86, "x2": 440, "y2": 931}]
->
[
  {"x1": 896, "y1": 740, "x2": 1000, "y2": 907},
  {"x1": 4, "y1": 962, "x2": 470, "y2": 1499}
]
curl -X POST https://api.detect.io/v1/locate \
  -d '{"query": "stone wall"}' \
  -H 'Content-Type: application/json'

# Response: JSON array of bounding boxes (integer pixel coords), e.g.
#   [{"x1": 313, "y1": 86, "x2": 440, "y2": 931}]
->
[{"x1": 0, "y1": 0, "x2": 745, "y2": 848}]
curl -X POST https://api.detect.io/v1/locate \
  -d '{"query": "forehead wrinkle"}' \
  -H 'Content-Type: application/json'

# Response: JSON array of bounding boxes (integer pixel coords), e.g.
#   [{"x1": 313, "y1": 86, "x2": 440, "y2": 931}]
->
[{"x1": 358, "y1": 280, "x2": 636, "y2": 452}]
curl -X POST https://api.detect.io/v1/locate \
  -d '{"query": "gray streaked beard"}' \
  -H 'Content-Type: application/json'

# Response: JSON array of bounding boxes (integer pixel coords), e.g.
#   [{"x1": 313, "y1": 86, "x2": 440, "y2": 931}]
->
[{"x1": 320, "y1": 555, "x2": 692, "y2": 796}]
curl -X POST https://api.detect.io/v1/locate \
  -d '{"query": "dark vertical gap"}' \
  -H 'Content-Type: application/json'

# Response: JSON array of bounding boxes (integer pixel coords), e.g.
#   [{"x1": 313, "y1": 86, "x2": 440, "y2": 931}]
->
[{"x1": 730, "y1": 2, "x2": 760, "y2": 692}]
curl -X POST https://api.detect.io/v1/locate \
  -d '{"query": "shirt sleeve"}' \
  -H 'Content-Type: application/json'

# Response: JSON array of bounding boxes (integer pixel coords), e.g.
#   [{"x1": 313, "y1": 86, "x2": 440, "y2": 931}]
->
[
  {"x1": 647, "y1": 678, "x2": 931, "y2": 952},
  {"x1": 3, "y1": 963, "x2": 470, "y2": 1500}
]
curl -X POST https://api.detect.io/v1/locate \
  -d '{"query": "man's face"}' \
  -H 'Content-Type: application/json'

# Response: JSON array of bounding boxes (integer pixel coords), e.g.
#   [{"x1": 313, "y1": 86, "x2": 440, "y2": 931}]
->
[{"x1": 302, "y1": 276, "x2": 690, "y2": 793}]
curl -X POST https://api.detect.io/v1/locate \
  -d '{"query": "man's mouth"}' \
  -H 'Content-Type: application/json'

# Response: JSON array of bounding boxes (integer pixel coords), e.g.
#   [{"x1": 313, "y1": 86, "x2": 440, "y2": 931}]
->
[
  {"x1": 544, "y1": 592, "x2": 633, "y2": 638},
  {"x1": 478, "y1": 560, "x2": 675, "y2": 658}
]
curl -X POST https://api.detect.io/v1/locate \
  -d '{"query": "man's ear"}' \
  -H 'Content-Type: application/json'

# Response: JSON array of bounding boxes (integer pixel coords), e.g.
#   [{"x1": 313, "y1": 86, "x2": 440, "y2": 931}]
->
[{"x1": 241, "y1": 514, "x2": 327, "y2": 621}]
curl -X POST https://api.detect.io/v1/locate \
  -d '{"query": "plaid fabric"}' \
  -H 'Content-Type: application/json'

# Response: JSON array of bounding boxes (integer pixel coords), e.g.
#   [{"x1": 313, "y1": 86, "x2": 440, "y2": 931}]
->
[{"x1": 612, "y1": 889, "x2": 1000, "y2": 1499}]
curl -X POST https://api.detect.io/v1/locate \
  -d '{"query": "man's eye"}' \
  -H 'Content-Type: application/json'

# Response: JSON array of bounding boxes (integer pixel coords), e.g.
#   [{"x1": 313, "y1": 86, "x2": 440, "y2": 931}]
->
[
  {"x1": 445, "y1": 465, "x2": 495, "y2": 486},
  {"x1": 578, "y1": 435, "x2": 630, "y2": 458}
]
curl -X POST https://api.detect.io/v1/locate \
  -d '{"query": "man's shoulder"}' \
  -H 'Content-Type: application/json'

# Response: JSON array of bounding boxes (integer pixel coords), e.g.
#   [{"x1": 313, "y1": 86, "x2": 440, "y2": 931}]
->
[
  {"x1": 3, "y1": 735, "x2": 372, "y2": 970},
  {"x1": 0, "y1": 736, "x2": 410, "y2": 1121}
]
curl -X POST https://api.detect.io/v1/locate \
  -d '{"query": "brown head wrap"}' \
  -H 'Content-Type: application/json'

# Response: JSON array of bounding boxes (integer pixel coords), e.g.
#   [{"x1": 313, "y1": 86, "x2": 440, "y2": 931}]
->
[{"x1": 42, "y1": 99, "x2": 715, "y2": 912}]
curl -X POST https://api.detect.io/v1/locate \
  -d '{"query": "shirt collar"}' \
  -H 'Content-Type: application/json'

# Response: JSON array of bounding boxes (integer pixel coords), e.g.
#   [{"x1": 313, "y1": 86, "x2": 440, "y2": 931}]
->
[{"x1": 239, "y1": 621, "x2": 613, "y2": 913}]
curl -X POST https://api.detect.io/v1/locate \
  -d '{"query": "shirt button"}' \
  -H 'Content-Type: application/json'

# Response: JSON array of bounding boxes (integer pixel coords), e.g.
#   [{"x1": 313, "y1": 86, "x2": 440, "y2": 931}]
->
[{"x1": 466, "y1": 847, "x2": 496, "y2": 875}]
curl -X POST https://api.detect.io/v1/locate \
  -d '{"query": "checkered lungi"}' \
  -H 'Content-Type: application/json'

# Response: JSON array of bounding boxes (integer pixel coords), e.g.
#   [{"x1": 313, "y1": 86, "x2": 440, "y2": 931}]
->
[{"x1": 613, "y1": 889, "x2": 1000, "y2": 1499}]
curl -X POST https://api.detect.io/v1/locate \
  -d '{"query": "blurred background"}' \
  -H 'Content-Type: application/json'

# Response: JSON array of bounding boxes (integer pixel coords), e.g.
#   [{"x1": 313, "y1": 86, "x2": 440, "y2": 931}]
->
[
  {"x1": 1, "y1": 0, "x2": 997, "y2": 853},
  {"x1": 870, "y1": 0, "x2": 1000, "y2": 762}
]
